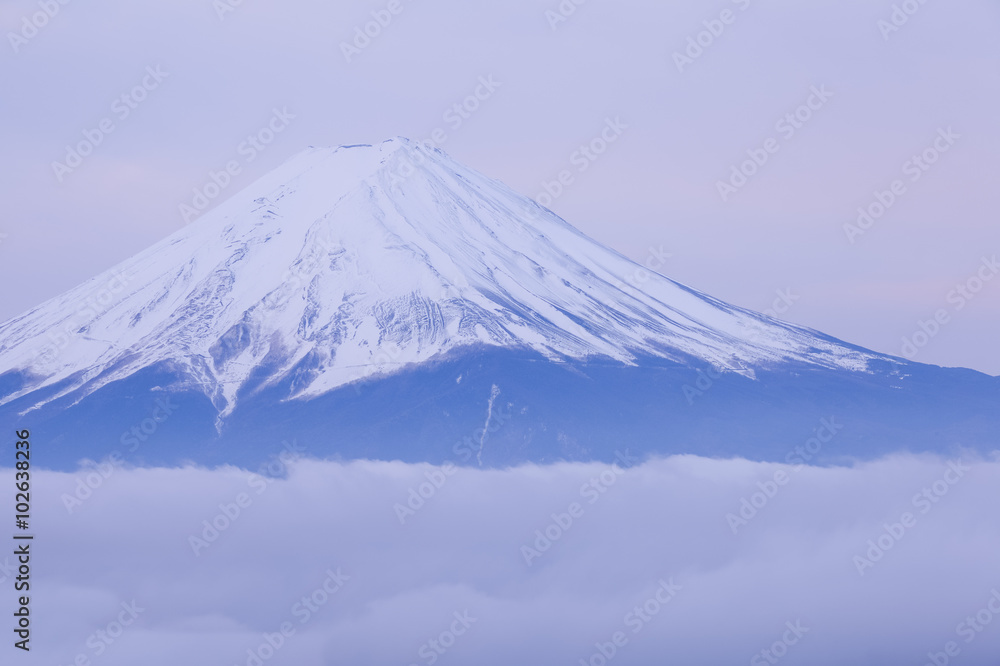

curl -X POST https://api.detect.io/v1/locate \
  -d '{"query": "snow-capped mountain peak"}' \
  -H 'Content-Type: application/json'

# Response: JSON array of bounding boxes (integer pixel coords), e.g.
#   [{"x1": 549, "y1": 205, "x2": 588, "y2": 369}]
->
[{"x1": 0, "y1": 138, "x2": 883, "y2": 417}]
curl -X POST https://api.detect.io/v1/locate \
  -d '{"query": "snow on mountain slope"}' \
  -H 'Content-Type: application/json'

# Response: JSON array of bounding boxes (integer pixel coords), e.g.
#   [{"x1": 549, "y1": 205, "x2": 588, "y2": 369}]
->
[{"x1": 0, "y1": 138, "x2": 888, "y2": 417}]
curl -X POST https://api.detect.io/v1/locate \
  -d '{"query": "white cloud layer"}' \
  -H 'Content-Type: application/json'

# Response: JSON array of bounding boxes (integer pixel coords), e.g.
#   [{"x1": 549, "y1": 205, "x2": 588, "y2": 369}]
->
[{"x1": 7, "y1": 452, "x2": 1000, "y2": 665}]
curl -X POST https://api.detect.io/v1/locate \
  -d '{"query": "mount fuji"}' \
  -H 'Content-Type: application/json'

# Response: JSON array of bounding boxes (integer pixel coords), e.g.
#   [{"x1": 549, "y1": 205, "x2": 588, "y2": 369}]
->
[{"x1": 1, "y1": 139, "x2": 996, "y2": 469}]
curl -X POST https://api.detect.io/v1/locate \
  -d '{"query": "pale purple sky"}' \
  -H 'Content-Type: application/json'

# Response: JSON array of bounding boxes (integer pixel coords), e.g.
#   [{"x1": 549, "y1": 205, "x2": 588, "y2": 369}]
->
[{"x1": 1, "y1": 0, "x2": 997, "y2": 373}]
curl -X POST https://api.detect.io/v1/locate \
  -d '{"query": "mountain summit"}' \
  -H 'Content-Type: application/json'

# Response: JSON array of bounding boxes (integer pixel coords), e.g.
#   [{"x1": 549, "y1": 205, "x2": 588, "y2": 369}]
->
[
  {"x1": 0, "y1": 139, "x2": 995, "y2": 468},
  {"x1": 1, "y1": 139, "x2": 878, "y2": 413}
]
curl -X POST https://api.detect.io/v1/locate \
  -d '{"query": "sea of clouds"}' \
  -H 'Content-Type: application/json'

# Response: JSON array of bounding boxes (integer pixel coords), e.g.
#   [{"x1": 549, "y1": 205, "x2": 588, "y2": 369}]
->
[{"x1": 6, "y1": 450, "x2": 1000, "y2": 666}]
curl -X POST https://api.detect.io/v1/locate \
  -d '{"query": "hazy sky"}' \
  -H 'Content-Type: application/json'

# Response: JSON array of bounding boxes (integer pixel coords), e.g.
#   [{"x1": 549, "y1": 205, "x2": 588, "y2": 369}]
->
[{"x1": 0, "y1": 0, "x2": 997, "y2": 373}]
